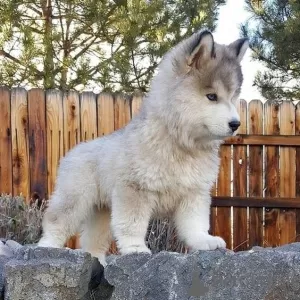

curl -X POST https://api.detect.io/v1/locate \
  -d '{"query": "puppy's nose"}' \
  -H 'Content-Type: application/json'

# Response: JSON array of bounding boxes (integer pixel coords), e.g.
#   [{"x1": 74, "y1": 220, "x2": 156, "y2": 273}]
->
[{"x1": 228, "y1": 120, "x2": 241, "y2": 132}]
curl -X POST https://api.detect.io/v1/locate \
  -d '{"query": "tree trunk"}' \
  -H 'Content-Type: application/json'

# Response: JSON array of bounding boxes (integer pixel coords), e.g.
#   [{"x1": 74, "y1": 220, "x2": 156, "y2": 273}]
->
[{"x1": 41, "y1": 0, "x2": 55, "y2": 89}]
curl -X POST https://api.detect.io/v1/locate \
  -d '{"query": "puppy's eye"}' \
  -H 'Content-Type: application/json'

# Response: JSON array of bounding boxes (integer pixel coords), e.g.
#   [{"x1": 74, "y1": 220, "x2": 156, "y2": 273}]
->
[{"x1": 206, "y1": 93, "x2": 218, "y2": 101}]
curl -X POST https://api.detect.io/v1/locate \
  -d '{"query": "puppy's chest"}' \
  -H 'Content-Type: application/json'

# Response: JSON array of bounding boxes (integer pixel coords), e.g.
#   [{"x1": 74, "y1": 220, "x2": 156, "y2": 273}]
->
[{"x1": 140, "y1": 154, "x2": 219, "y2": 193}]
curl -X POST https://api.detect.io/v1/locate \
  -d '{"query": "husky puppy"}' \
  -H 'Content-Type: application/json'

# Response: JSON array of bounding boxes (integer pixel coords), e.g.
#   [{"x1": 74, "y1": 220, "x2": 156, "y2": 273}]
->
[{"x1": 38, "y1": 30, "x2": 248, "y2": 265}]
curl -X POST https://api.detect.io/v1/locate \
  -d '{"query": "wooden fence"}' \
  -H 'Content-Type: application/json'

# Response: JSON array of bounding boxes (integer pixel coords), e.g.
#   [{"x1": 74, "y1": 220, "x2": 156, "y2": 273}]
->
[{"x1": 0, "y1": 87, "x2": 299, "y2": 251}]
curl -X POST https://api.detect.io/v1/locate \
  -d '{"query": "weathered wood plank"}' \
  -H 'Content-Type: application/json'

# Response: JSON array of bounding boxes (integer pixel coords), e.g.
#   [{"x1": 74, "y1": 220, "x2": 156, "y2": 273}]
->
[
  {"x1": 224, "y1": 134, "x2": 300, "y2": 146},
  {"x1": 232, "y1": 100, "x2": 248, "y2": 251},
  {"x1": 97, "y1": 93, "x2": 115, "y2": 136},
  {"x1": 279, "y1": 101, "x2": 296, "y2": 245},
  {"x1": 216, "y1": 144, "x2": 232, "y2": 249},
  {"x1": 114, "y1": 94, "x2": 131, "y2": 130},
  {"x1": 0, "y1": 87, "x2": 12, "y2": 194},
  {"x1": 28, "y1": 89, "x2": 47, "y2": 201},
  {"x1": 248, "y1": 100, "x2": 263, "y2": 247},
  {"x1": 131, "y1": 93, "x2": 143, "y2": 117},
  {"x1": 46, "y1": 90, "x2": 64, "y2": 196},
  {"x1": 80, "y1": 92, "x2": 97, "y2": 141},
  {"x1": 264, "y1": 101, "x2": 280, "y2": 247},
  {"x1": 63, "y1": 91, "x2": 80, "y2": 153},
  {"x1": 11, "y1": 88, "x2": 29, "y2": 199}
]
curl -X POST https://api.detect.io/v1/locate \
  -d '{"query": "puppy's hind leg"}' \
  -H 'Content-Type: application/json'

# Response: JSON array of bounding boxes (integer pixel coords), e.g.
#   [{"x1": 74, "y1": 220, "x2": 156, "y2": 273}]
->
[
  {"x1": 80, "y1": 207, "x2": 112, "y2": 266},
  {"x1": 38, "y1": 191, "x2": 92, "y2": 249}
]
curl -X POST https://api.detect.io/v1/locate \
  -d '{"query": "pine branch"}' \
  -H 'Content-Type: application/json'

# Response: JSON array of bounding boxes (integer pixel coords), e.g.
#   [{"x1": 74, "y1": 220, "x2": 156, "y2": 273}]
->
[
  {"x1": 27, "y1": 5, "x2": 42, "y2": 16},
  {"x1": 72, "y1": 36, "x2": 99, "y2": 61},
  {"x1": 0, "y1": 49, "x2": 43, "y2": 77}
]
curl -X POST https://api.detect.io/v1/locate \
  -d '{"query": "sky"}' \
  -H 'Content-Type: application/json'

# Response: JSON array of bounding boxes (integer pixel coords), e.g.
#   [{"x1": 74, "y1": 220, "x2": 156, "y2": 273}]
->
[{"x1": 214, "y1": 0, "x2": 263, "y2": 101}]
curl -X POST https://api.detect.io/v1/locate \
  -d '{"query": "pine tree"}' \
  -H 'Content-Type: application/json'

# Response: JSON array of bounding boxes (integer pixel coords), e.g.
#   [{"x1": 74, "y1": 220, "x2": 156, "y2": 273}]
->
[
  {"x1": 242, "y1": 0, "x2": 300, "y2": 101},
  {"x1": 0, "y1": 0, "x2": 225, "y2": 92}
]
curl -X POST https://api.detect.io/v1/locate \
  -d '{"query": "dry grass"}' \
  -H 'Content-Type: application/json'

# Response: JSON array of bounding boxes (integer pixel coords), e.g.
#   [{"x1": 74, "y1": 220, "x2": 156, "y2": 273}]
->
[
  {"x1": 0, "y1": 194, "x2": 46, "y2": 245},
  {"x1": 146, "y1": 219, "x2": 188, "y2": 253}
]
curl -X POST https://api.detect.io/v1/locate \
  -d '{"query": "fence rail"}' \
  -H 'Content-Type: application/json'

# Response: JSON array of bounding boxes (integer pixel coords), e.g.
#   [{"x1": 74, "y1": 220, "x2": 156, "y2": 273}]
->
[{"x1": 0, "y1": 87, "x2": 299, "y2": 251}]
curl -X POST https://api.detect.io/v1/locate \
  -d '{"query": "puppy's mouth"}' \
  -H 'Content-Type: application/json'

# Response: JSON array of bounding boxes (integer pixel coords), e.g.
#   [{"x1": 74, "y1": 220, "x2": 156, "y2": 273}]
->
[{"x1": 204, "y1": 125, "x2": 233, "y2": 140}]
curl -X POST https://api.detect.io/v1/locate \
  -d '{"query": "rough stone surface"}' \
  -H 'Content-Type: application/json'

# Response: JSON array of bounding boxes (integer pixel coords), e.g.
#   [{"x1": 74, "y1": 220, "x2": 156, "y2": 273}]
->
[
  {"x1": 0, "y1": 241, "x2": 14, "y2": 300},
  {"x1": 105, "y1": 250, "x2": 229, "y2": 300},
  {"x1": 105, "y1": 243, "x2": 300, "y2": 300},
  {"x1": 5, "y1": 247, "x2": 93, "y2": 300},
  {"x1": 0, "y1": 241, "x2": 300, "y2": 300}
]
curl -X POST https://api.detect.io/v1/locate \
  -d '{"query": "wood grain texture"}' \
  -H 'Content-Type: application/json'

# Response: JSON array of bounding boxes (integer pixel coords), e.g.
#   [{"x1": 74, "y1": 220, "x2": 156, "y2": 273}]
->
[
  {"x1": 248, "y1": 100, "x2": 263, "y2": 247},
  {"x1": 264, "y1": 101, "x2": 280, "y2": 247},
  {"x1": 63, "y1": 91, "x2": 80, "y2": 153},
  {"x1": 11, "y1": 88, "x2": 29, "y2": 199},
  {"x1": 216, "y1": 144, "x2": 232, "y2": 249},
  {"x1": 46, "y1": 90, "x2": 64, "y2": 196},
  {"x1": 131, "y1": 94, "x2": 143, "y2": 117},
  {"x1": 80, "y1": 92, "x2": 97, "y2": 141},
  {"x1": 114, "y1": 93, "x2": 131, "y2": 130},
  {"x1": 97, "y1": 93, "x2": 115, "y2": 136},
  {"x1": 224, "y1": 134, "x2": 300, "y2": 146},
  {"x1": 28, "y1": 89, "x2": 47, "y2": 201},
  {"x1": 0, "y1": 87, "x2": 12, "y2": 194},
  {"x1": 279, "y1": 101, "x2": 296, "y2": 245},
  {"x1": 232, "y1": 100, "x2": 248, "y2": 251}
]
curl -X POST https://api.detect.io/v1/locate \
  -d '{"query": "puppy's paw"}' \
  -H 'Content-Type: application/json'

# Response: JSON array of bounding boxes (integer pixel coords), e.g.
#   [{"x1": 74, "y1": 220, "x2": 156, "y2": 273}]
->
[
  {"x1": 191, "y1": 232, "x2": 226, "y2": 251},
  {"x1": 120, "y1": 244, "x2": 151, "y2": 255},
  {"x1": 38, "y1": 239, "x2": 60, "y2": 248}
]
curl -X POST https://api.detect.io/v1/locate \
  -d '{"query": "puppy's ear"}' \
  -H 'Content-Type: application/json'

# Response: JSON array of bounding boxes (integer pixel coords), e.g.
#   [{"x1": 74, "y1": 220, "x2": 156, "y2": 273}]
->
[
  {"x1": 228, "y1": 38, "x2": 249, "y2": 62},
  {"x1": 187, "y1": 30, "x2": 215, "y2": 69}
]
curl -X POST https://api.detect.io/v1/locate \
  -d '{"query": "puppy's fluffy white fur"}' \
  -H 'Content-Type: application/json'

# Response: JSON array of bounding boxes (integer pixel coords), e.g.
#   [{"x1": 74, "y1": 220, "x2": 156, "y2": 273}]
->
[{"x1": 38, "y1": 30, "x2": 248, "y2": 265}]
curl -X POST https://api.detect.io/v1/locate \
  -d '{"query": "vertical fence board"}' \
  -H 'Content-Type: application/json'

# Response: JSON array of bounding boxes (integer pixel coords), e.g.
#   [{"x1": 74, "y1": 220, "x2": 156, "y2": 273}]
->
[
  {"x1": 279, "y1": 101, "x2": 296, "y2": 245},
  {"x1": 63, "y1": 91, "x2": 80, "y2": 153},
  {"x1": 264, "y1": 102, "x2": 280, "y2": 247},
  {"x1": 11, "y1": 88, "x2": 29, "y2": 199},
  {"x1": 28, "y1": 89, "x2": 47, "y2": 201},
  {"x1": 97, "y1": 93, "x2": 115, "y2": 136},
  {"x1": 114, "y1": 94, "x2": 131, "y2": 130},
  {"x1": 62, "y1": 91, "x2": 81, "y2": 249},
  {"x1": 46, "y1": 90, "x2": 64, "y2": 196},
  {"x1": 233, "y1": 100, "x2": 248, "y2": 251},
  {"x1": 0, "y1": 87, "x2": 12, "y2": 194},
  {"x1": 216, "y1": 145, "x2": 232, "y2": 249},
  {"x1": 131, "y1": 94, "x2": 143, "y2": 117},
  {"x1": 80, "y1": 92, "x2": 97, "y2": 141},
  {"x1": 248, "y1": 100, "x2": 264, "y2": 247},
  {"x1": 296, "y1": 102, "x2": 300, "y2": 242}
]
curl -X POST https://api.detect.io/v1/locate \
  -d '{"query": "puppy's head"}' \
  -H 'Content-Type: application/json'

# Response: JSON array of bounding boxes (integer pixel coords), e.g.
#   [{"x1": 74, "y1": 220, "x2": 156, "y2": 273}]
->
[{"x1": 151, "y1": 30, "x2": 249, "y2": 147}]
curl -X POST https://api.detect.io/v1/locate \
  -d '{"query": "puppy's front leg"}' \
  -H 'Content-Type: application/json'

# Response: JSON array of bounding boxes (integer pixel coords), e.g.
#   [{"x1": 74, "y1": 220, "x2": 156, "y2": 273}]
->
[
  {"x1": 174, "y1": 194, "x2": 226, "y2": 251},
  {"x1": 111, "y1": 184, "x2": 152, "y2": 255}
]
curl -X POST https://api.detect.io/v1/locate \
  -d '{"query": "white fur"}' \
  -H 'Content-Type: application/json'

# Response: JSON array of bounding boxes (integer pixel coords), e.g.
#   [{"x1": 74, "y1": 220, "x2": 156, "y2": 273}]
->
[{"x1": 38, "y1": 30, "x2": 248, "y2": 265}]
